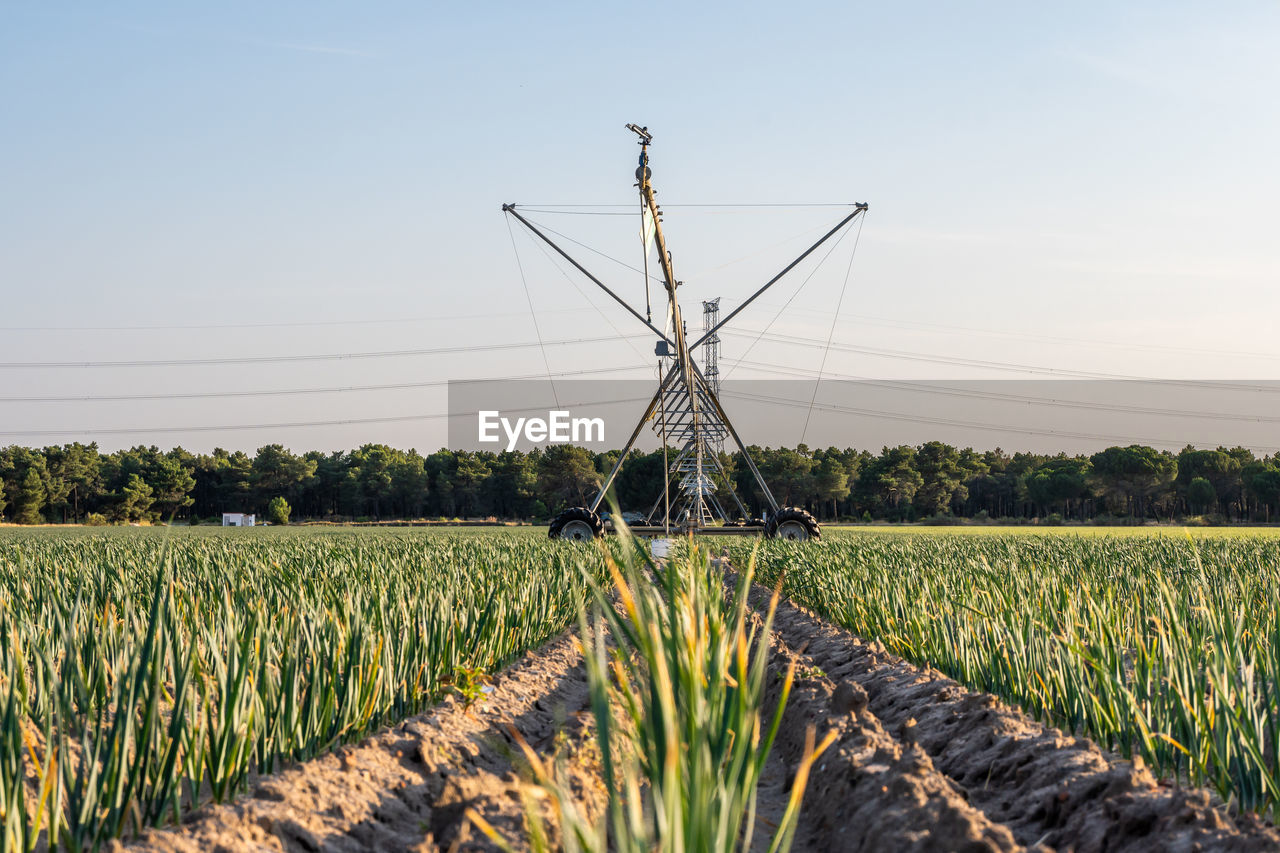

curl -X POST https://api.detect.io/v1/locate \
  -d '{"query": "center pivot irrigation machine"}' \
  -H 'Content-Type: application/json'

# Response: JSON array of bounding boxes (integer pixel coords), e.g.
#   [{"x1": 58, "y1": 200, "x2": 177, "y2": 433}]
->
[{"x1": 503, "y1": 125, "x2": 867, "y2": 541}]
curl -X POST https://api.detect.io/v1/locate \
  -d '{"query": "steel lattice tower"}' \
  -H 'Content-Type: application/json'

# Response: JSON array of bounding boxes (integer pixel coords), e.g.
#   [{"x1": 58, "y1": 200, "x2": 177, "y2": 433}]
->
[{"x1": 702, "y1": 298, "x2": 723, "y2": 456}]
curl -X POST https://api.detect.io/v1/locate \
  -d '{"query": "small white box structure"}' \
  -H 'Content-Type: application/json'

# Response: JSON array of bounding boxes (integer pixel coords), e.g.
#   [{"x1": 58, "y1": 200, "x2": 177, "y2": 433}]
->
[{"x1": 222, "y1": 513, "x2": 255, "y2": 527}]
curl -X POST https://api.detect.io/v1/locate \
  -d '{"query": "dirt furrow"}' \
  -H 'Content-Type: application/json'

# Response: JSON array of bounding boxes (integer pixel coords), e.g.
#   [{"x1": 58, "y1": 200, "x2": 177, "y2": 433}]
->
[
  {"x1": 761, "y1": 618, "x2": 1027, "y2": 852},
  {"x1": 759, "y1": 584, "x2": 1280, "y2": 852},
  {"x1": 116, "y1": 630, "x2": 600, "y2": 853}
]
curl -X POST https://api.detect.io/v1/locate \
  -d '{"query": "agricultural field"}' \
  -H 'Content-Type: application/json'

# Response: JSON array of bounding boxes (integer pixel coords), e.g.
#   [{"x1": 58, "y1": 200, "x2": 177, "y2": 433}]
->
[
  {"x1": 0, "y1": 528, "x2": 606, "y2": 850},
  {"x1": 2, "y1": 526, "x2": 1279, "y2": 851}
]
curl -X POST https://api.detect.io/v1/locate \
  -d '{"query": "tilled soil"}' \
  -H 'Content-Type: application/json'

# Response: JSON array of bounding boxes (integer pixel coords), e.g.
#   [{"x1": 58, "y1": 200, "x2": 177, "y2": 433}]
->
[
  {"x1": 115, "y1": 633, "x2": 604, "y2": 853},
  {"x1": 755, "y1": 584, "x2": 1280, "y2": 853},
  {"x1": 119, "y1": 583, "x2": 1280, "y2": 853}
]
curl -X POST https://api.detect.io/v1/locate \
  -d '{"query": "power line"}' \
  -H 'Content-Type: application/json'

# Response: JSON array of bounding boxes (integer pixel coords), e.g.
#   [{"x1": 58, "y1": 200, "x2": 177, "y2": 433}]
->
[
  {"x1": 0, "y1": 363, "x2": 651, "y2": 403},
  {"x1": 757, "y1": 306, "x2": 1280, "y2": 363},
  {"x1": 0, "y1": 397, "x2": 654, "y2": 439},
  {"x1": 0, "y1": 307, "x2": 599, "y2": 333},
  {"x1": 726, "y1": 359, "x2": 1280, "y2": 425},
  {"x1": 729, "y1": 329, "x2": 1280, "y2": 392},
  {"x1": 21, "y1": 352, "x2": 1273, "y2": 426},
  {"x1": 0, "y1": 334, "x2": 647, "y2": 370},
  {"x1": 11, "y1": 299, "x2": 1273, "y2": 364},
  {"x1": 722, "y1": 391, "x2": 1280, "y2": 454},
  {"x1": 8, "y1": 375, "x2": 1272, "y2": 448}
]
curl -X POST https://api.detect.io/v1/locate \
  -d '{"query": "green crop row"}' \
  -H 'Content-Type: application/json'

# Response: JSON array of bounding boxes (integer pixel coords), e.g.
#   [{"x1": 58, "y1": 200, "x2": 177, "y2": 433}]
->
[
  {"x1": 472, "y1": 533, "x2": 828, "y2": 853},
  {"x1": 721, "y1": 531, "x2": 1280, "y2": 816},
  {"x1": 0, "y1": 528, "x2": 607, "y2": 851}
]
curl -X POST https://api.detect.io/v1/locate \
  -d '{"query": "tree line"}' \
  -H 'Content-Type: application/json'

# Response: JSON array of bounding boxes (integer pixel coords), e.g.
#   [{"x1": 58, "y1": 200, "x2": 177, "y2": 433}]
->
[{"x1": 3, "y1": 441, "x2": 1280, "y2": 525}]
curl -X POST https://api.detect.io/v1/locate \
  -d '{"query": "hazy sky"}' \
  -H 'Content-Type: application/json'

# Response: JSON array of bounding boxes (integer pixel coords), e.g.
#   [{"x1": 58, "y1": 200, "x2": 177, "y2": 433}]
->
[{"x1": 3, "y1": 2, "x2": 1278, "y2": 454}]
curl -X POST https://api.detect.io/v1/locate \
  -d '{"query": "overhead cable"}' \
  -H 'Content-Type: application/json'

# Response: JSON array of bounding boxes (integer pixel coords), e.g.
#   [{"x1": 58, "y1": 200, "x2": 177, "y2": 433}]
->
[
  {"x1": 0, "y1": 306, "x2": 598, "y2": 333},
  {"x1": 0, "y1": 334, "x2": 646, "y2": 370},
  {"x1": 0, "y1": 363, "x2": 651, "y2": 403},
  {"x1": 729, "y1": 330, "x2": 1280, "y2": 393},
  {"x1": 0, "y1": 397, "x2": 653, "y2": 438},
  {"x1": 722, "y1": 391, "x2": 1280, "y2": 454},
  {"x1": 725, "y1": 359, "x2": 1280, "y2": 424}
]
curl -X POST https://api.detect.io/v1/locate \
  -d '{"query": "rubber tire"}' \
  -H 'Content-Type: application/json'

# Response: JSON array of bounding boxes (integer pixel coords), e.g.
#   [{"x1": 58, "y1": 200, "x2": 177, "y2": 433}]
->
[
  {"x1": 548, "y1": 507, "x2": 604, "y2": 540},
  {"x1": 765, "y1": 508, "x2": 821, "y2": 541}
]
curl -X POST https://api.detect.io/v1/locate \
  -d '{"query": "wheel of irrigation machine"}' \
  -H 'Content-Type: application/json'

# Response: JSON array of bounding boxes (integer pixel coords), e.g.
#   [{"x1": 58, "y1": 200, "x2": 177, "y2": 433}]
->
[
  {"x1": 765, "y1": 508, "x2": 821, "y2": 541},
  {"x1": 548, "y1": 507, "x2": 604, "y2": 541}
]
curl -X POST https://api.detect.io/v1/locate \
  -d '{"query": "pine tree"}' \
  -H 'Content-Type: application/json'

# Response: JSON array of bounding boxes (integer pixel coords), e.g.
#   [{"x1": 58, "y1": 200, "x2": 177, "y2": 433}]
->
[
  {"x1": 120, "y1": 474, "x2": 155, "y2": 522},
  {"x1": 17, "y1": 467, "x2": 47, "y2": 525}
]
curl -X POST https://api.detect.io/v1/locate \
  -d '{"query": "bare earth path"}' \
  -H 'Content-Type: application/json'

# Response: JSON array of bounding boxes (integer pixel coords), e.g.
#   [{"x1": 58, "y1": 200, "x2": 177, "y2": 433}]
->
[{"x1": 117, "y1": 585, "x2": 1280, "y2": 853}]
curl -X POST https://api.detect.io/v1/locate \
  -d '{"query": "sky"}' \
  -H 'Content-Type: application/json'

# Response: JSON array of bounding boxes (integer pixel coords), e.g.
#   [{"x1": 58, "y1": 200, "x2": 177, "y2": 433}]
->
[{"x1": 2, "y1": 2, "x2": 1278, "y2": 454}]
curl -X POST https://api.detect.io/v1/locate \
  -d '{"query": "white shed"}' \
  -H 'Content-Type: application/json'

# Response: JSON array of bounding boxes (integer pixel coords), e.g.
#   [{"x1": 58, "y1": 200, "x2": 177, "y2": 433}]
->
[{"x1": 222, "y1": 513, "x2": 255, "y2": 527}]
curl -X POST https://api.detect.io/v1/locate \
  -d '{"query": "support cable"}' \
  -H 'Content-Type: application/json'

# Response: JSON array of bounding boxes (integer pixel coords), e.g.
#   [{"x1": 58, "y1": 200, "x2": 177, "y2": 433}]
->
[
  {"x1": 522, "y1": 214, "x2": 663, "y2": 282},
  {"x1": 642, "y1": 194, "x2": 652, "y2": 323},
  {"x1": 517, "y1": 211, "x2": 844, "y2": 291},
  {"x1": 659, "y1": 358, "x2": 670, "y2": 532},
  {"x1": 517, "y1": 203, "x2": 860, "y2": 210},
  {"x1": 506, "y1": 216, "x2": 560, "y2": 407},
  {"x1": 801, "y1": 213, "x2": 866, "y2": 444},
  {"x1": 721, "y1": 217, "x2": 857, "y2": 380},
  {"x1": 523, "y1": 229, "x2": 652, "y2": 365},
  {"x1": 679, "y1": 218, "x2": 835, "y2": 284}
]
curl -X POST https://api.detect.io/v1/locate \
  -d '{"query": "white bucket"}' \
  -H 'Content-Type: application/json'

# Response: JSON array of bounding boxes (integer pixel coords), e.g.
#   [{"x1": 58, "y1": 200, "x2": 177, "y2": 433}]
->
[{"x1": 650, "y1": 538, "x2": 676, "y2": 559}]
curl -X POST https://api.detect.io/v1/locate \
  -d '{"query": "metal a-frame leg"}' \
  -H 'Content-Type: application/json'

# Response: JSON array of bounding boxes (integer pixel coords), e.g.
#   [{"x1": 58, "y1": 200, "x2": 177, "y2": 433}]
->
[
  {"x1": 637, "y1": 369, "x2": 773, "y2": 525},
  {"x1": 588, "y1": 363, "x2": 679, "y2": 514},
  {"x1": 645, "y1": 489, "x2": 666, "y2": 525},
  {"x1": 645, "y1": 443, "x2": 699, "y2": 527},
  {"x1": 572, "y1": 356, "x2": 780, "y2": 523},
  {"x1": 705, "y1": 446, "x2": 752, "y2": 521},
  {"x1": 689, "y1": 364, "x2": 780, "y2": 515}
]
